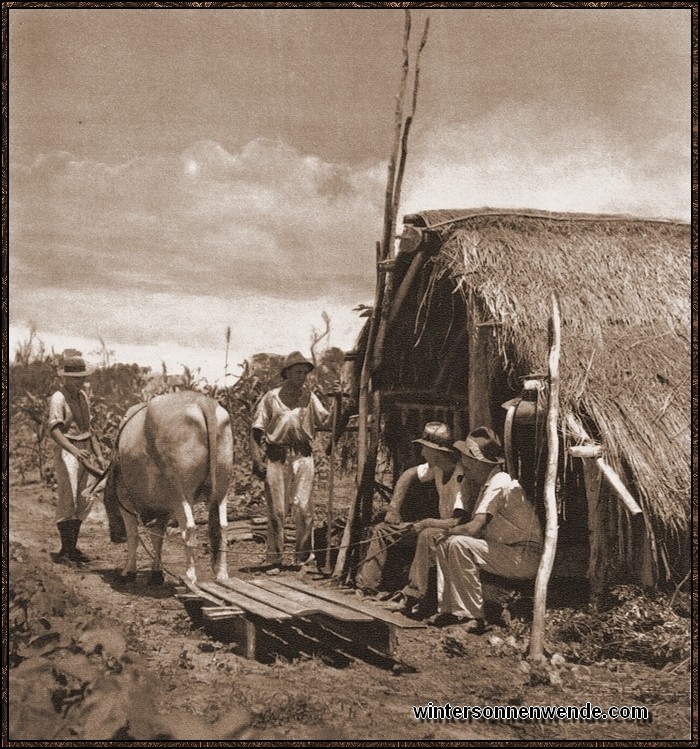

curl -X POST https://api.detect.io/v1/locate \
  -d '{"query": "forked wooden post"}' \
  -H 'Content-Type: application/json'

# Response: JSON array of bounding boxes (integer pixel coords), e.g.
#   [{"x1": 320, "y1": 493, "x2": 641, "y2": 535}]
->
[
  {"x1": 530, "y1": 292, "x2": 561, "y2": 661},
  {"x1": 334, "y1": 11, "x2": 430, "y2": 581},
  {"x1": 324, "y1": 391, "x2": 340, "y2": 575}
]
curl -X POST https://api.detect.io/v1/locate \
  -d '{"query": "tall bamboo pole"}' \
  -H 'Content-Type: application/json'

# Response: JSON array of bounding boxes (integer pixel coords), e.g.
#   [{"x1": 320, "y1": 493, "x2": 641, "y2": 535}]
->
[
  {"x1": 334, "y1": 11, "x2": 428, "y2": 580},
  {"x1": 372, "y1": 15, "x2": 429, "y2": 374},
  {"x1": 323, "y1": 391, "x2": 340, "y2": 575},
  {"x1": 530, "y1": 292, "x2": 561, "y2": 661},
  {"x1": 333, "y1": 241, "x2": 382, "y2": 578}
]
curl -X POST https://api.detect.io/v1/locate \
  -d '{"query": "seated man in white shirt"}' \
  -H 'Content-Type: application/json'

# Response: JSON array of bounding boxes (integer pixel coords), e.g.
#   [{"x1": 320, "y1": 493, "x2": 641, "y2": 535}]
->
[
  {"x1": 431, "y1": 427, "x2": 543, "y2": 632},
  {"x1": 357, "y1": 422, "x2": 472, "y2": 614}
]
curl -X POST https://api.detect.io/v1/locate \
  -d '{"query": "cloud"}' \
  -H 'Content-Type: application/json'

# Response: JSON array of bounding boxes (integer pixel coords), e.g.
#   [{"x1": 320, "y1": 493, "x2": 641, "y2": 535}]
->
[
  {"x1": 9, "y1": 138, "x2": 383, "y2": 372},
  {"x1": 10, "y1": 138, "x2": 385, "y2": 301},
  {"x1": 401, "y1": 104, "x2": 690, "y2": 222}
]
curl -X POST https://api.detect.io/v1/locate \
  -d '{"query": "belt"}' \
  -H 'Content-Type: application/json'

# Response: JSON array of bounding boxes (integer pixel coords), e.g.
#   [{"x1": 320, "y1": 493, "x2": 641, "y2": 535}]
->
[
  {"x1": 266, "y1": 442, "x2": 312, "y2": 462},
  {"x1": 65, "y1": 432, "x2": 91, "y2": 442}
]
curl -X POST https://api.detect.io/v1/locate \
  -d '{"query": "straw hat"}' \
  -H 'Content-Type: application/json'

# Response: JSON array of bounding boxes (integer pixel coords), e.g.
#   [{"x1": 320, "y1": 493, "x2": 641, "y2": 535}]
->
[
  {"x1": 281, "y1": 351, "x2": 314, "y2": 379},
  {"x1": 454, "y1": 427, "x2": 504, "y2": 464},
  {"x1": 58, "y1": 354, "x2": 93, "y2": 378},
  {"x1": 412, "y1": 422, "x2": 455, "y2": 453}
]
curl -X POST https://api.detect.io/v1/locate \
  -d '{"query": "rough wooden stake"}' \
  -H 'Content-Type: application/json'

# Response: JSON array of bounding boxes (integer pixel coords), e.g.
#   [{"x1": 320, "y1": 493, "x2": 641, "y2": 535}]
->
[
  {"x1": 334, "y1": 239, "x2": 384, "y2": 578},
  {"x1": 324, "y1": 391, "x2": 340, "y2": 575},
  {"x1": 530, "y1": 292, "x2": 561, "y2": 662},
  {"x1": 565, "y1": 414, "x2": 643, "y2": 517},
  {"x1": 373, "y1": 15, "x2": 430, "y2": 374}
]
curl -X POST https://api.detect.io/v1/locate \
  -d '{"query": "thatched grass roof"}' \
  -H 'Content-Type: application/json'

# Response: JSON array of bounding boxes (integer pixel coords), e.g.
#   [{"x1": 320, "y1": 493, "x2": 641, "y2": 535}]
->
[{"x1": 404, "y1": 209, "x2": 691, "y2": 542}]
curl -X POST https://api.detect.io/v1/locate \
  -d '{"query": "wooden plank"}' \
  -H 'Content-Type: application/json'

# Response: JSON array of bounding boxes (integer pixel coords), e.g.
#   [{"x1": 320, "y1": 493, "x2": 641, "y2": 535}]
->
[
  {"x1": 229, "y1": 532, "x2": 254, "y2": 542},
  {"x1": 199, "y1": 581, "x2": 292, "y2": 621},
  {"x1": 254, "y1": 578, "x2": 373, "y2": 623},
  {"x1": 177, "y1": 579, "x2": 239, "y2": 609},
  {"x1": 218, "y1": 577, "x2": 319, "y2": 617},
  {"x1": 201, "y1": 606, "x2": 243, "y2": 621},
  {"x1": 273, "y1": 578, "x2": 426, "y2": 628},
  {"x1": 312, "y1": 616, "x2": 397, "y2": 658}
]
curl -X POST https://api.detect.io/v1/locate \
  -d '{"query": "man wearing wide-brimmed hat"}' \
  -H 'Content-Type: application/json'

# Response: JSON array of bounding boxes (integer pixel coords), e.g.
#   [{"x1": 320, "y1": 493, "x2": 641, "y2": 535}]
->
[
  {"x1": 429, "y1": 426, "x2": 543, "y2": 631},
  {"x1": 356, "y1": 422, "x2": 473, "y2": 610},
  {"x1": 47, "y1": 352, "x2": 104, "y2": 564},
  {"x1": 250, "y1": 351, "x2": 339, "y2": 574}
]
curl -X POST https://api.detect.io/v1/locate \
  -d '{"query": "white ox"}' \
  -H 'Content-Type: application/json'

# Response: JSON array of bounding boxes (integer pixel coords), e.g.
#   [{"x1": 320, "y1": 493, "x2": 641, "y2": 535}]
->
[{"x1": 105, "y1": 391, "x2": 233, "y2": 585}]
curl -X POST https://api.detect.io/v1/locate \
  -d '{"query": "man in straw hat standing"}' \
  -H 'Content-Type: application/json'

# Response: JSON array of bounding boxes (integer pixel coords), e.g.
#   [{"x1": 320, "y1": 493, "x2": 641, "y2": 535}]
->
[
  {"x1": 47, "y1": 352, "x2": 104, "y2": 563},
  {"x1": 357, "y1": 422, "x2": 473, "y2": 612},
  {"x1": 250, "y1": 351, "x2": 339, "y2": 575},
  {"x1": 430, "y1": 426, "x2": 543, "y2": 631}
]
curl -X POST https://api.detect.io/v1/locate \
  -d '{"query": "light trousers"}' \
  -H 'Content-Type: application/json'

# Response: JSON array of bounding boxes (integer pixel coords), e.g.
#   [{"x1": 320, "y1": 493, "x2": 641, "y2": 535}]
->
[
  {"x1": 436, "y1": 536, "x2": 541, "y2": 620},
  {"x1": 355, "y1": 522, "x2": 415, "y2": 593},
  {"x1": 402, "y1": 527, "x2": 445, "y2": 600},
  {"x1": 264, "y1": 454, "x2": 315, "y2": 565},
  {"x1": 53, "y1": 441, "x2": 95, "y2": 524}
]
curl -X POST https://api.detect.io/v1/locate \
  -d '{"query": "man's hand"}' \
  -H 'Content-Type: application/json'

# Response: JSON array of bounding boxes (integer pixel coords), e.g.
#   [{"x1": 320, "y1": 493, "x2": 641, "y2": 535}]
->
[
  {"x1": 412, "y1": 518, "x2": 435, "y2": 534},
  {"x1": 74, "y1": 448, "x2": 93, "y2": 463},
  {"x1": 384, "y1": 507, "x2": 402, "y2": 525}
]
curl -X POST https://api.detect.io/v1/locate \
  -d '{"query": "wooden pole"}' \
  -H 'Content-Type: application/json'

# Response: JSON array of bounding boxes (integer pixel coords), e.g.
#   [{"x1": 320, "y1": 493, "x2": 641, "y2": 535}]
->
[
  {"x1": 503, "y1": 404, "x2": 517, "y2": 476},
  {"x1": 580, "y1": 455, "x2": 605, "y2": 608},
  {"x1": 323, "y1": 393, "x2": 340, "y2": 575},
  {"x1": 334, "y1": 11, "x2": 430, "y2": 580},
  {"x1": 565, "y1": 414, "x2": 643, "y2": 517},
  {"x1": 372, "y1": 15, "x2": 429, "y2": 373},
  {"x1": 530, "y1": 292, "x2": 561, "y2": 662},
  {"x1": 333, "y1": 244, "x2": 381, "y2": 578},
  {"x1": 467, "y1": 318, "x2": 493, "y2": 430}
]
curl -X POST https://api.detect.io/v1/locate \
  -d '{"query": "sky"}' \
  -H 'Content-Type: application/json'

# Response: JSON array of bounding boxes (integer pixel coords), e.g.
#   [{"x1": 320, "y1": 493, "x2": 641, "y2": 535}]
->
[{"x1": 7, "y1": 6, "x2": 692, "y2": 384}]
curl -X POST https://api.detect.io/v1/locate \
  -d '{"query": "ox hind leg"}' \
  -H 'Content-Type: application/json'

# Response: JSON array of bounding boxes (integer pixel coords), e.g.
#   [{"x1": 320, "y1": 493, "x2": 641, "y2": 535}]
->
[
  {"x1": 117, "y1": 496, "x2": 140, "y2": 583},
  {"x1": 207, "y1": 490, "x2": 229, "y2": 581},
  {"x1": 143, "y1": 511, "x2": 169, "y2": 586},
  {"x1": 171, "y1": 501, "x2": 198, "y2": 584}
]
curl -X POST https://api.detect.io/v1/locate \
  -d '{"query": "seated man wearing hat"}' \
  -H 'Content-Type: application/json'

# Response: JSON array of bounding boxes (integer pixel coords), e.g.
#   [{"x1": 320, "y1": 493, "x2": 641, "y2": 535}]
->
[
  {"x1": 431, "y1": 427, "x2": 543, "y2": 631},
  {"x1": 356, "y1": 422, "x2": 472, "y2": 611},
  {"x1": 47, "y1": 352, "x2": 104, "y2": 563},
  {"x1": 250, "y1": 351, "x2": 338, "y2": 574}
]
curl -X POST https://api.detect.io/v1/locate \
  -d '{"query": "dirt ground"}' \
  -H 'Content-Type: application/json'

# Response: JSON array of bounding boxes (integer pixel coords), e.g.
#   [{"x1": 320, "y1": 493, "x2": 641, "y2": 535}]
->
[{"x1": 6, "y1": 476, "x2": 694, "y2": 743}]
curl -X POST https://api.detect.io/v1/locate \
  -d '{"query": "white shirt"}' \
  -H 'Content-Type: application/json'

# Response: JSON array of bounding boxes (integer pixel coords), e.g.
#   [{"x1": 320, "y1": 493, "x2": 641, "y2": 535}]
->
[
  {"x1": 48, "y1": 388, "x2": 92, "y2": 441},
  {"x1": 473, "y1": 469, "x2": 543, "y2": 548},
  {"x1": 252, "y1": 387, "x2": 329, "y2": 445}
]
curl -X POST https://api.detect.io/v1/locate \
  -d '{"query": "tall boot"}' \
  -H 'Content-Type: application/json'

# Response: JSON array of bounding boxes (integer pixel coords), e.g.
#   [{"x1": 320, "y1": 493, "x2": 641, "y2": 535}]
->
[
  {"x1": 67, "y1": 519, "x2": 90, "y2": 563},
  {"x1": 52, "y1": 521, "x2": 73, "y2": 562}
]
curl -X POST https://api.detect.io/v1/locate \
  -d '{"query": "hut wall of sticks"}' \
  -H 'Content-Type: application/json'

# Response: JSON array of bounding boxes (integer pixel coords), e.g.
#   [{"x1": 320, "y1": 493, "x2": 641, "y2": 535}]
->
[{"x1": 347, "y1": 207, "x2": 691, "y2": 599}]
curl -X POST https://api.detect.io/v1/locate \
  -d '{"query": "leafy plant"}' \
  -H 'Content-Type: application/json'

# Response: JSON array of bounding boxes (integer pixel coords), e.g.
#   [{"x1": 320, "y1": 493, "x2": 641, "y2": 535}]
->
[{"x1": 548, "y1": 585, "x2": 690, "y2": 667}]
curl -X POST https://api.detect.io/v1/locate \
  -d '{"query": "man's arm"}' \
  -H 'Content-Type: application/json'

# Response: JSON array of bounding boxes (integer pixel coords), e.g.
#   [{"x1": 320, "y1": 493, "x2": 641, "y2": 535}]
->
[
  {"x1": 440, "y1": 513, "x2": 490, "y2": 540},
  {"x1": 50, "y1": 426, "x2": 92, "y2": 463},
  {"x1": 384, "y1": 466, "x2": 420, "y2": 524},
  {"x1": 413, "y1": 514, "x2": 465, "y2": 533},
  {"x1": 250, "y1": 428, "x2": 267, "y2": 480}
]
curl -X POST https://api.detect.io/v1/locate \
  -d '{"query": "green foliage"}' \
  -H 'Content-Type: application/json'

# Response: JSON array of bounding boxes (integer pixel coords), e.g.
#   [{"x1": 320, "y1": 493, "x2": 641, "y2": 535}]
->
[
  {"x1": 8, "y1": 542, "x2": 252, "y2": 740},
  {"x1": 9, "y1": 328, "x2": 352, "y2": 497},
  {"x1": 548, "y1": 585, "x2": 690, "y2": 667}
]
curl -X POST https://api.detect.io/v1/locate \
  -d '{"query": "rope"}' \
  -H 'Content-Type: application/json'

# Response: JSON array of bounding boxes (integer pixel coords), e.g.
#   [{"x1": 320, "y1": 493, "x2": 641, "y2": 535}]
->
[
  {"x1": 346, "y1": 525, "x2": 415, "y2": 573},
  {"x1": 83, "y1": 402, "x2": 150, "y2": 483},
  {"x1": 115, "y1": 511, "x2": 414, "y2": 584},
  {"x1": 125, "y1": 519, "x2": 405, "y2": 557}
]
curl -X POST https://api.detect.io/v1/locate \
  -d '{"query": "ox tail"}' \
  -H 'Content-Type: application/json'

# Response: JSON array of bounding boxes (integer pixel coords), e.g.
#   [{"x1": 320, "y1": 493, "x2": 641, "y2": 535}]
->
[
  {"x1": 201, "y1": 398, "x2": 222, "y2": 560},
  {"x1": 200, "y1": 397, "x2": 221, "y2": 502}
]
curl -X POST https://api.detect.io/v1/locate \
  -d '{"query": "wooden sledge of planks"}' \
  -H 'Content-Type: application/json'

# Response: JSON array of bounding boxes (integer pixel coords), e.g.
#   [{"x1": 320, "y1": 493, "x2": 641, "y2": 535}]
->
[{"x1": 176, "y1": 576, "x2": 424, "y2": 665}]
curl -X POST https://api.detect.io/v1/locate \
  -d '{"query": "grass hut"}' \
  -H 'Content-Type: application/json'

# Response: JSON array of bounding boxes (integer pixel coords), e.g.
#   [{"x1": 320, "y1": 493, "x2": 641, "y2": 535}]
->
[{"x1": 363, "y1": 207, "x2": 690, "y2": 598}]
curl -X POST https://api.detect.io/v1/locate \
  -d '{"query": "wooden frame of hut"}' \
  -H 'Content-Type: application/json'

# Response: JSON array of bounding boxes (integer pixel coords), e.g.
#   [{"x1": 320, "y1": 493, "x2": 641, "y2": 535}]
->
[{"x1": 346, "y1": 207, "x2": 691, "y2": 600}]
